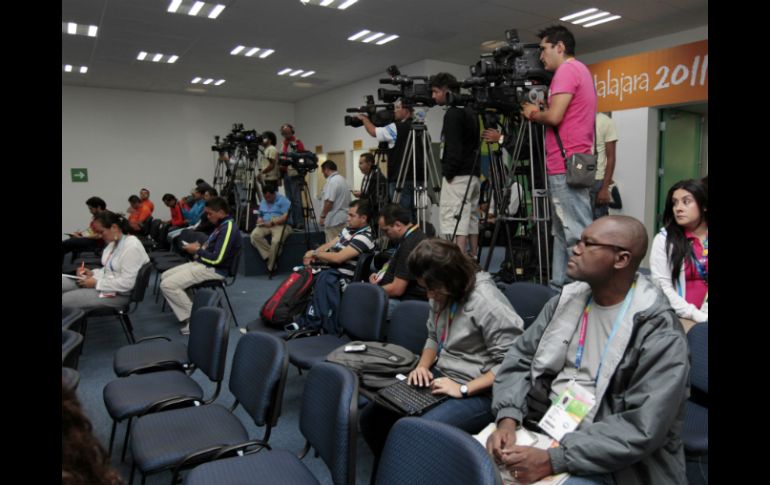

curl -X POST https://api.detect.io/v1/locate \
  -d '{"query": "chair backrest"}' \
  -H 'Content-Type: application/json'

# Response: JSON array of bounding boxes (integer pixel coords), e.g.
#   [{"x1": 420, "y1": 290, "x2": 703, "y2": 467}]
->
[
  {"x1": 376, "y1": 417, "x2": 501, "y2": 485},
  {"x1": 61, "y1": 367, "x2": 81, "y2": 393},
  {"x1": 192, "y1": 289, "x2": 222, "y2": 313},
  {"x1": 139, "y1": 216, "x2": 154, "y2": 236},
  {"x1": 188, "y1": 307, "x2": 230, "y2": 382},
  {"x1": 224, "y1": 247, "x2": 242, "y2": 282},
  {"x1": 62, "y1": 329, "x2": 84, "y2": 368},
  {"x1": 351, "y1": 252, "x2": 374, "y2": 282},
  {"x1": 129, "y1": 262, "x2": 154, "y2": 304},
  {"x1": 339, "y1": 283, "x2": 387, "y2": 341},
  {"x1": 682, "y1": 321, "x2": 708, "y2": 454},
  {"x1": 157, "y1": 221, "x2": 172, "y2": 249},
  {"x1": 228, "y1": 332, "x2": 289, "y2": 429},
  {"x1": 503, "y1": 282, "x2": 558, "y2": 329},
  {"x1": 61, "y1": 306, "x2": 86, "y2": 331},
  {"x1": 149, "y1": 218, "x2": 163, "y2": 242},
  {"x1": 387, "y1": 300, "x2": 430, "y2": 355},
  {"x1": 300, "y1": 362, "x2": 359, "y2": 485}
]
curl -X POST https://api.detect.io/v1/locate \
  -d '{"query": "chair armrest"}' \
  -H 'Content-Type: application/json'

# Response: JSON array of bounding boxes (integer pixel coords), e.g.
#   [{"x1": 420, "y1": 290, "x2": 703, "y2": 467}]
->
[
  {"x1": 134, "y1": 335, "x2": 172, "y2": 344},
  {"x1": 122, "y1": 360, "x2": 187, "y2": 376},
  {"x1": 140, "y1": 395, "x2": 201, "y2": 416},
  {"x1": 211, "y1": 439, "x2": 271, "y2": 461},
  {"x1": 286, "y1": 328, "x2": 322, "y2": 341}
]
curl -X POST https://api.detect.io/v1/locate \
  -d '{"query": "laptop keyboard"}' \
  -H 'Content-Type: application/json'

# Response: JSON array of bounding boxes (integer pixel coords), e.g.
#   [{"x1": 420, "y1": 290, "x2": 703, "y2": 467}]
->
[{"x1": 378, "y1": 380, "x2": 448, "y2": 416}]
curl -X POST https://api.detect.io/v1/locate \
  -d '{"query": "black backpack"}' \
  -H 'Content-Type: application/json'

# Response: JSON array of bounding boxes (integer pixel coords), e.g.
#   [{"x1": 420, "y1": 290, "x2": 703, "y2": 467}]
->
[
  {"x1": 326, "y1": 341, "x2": 418, "y2": 391},
  {"x1": 260, "y1": 268, "x2": 314, "y2": 328}
]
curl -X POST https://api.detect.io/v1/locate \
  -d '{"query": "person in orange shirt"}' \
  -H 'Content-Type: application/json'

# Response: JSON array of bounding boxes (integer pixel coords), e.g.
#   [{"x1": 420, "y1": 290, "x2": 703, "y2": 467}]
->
[
  {"x1": 127, "y1": 195, "x2": 152, "y2": 233},
  {"x1": 139, "y1": 188, "x2": 155, "y2": 214}
]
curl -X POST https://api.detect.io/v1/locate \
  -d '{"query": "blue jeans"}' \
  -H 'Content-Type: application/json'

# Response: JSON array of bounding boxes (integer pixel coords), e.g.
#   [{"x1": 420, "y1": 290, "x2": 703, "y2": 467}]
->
[
  {"x1": 589, "y1": 179, "x2": 610, "y2": 220},
  {"x1": 283, "y1": 173, "x2": 304, "y2": 228},
  {"x1": 563, "y1": 474, "x2": 615, "y2": 485},
  {"x1": 548, "y1": 174, "x2": 593, "y2": 290}
]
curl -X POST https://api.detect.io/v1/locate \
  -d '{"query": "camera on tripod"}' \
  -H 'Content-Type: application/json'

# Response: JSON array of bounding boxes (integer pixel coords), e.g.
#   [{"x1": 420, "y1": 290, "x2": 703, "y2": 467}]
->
[
  {"x1": 377, "y1": 65, "x2": 436, "y2": 108},
  {"x1": 211, "y1": 123, "x2": 262, "y2": 159},
  {"x1": 446, "y1": 29, "x2": 552, "y2": 113},
  {"x1": 344, "y1": 95, "x2": 396, "y2": 128},
  {"x1": 278, "y1": 151, "x2": 319, "y2": 174}
]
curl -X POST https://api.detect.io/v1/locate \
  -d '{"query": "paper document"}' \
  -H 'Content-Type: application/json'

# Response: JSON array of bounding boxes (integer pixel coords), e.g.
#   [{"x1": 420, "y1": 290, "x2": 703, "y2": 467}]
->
[{"x1": 62, "y1": 274, "x2": 86, "y2": 280}]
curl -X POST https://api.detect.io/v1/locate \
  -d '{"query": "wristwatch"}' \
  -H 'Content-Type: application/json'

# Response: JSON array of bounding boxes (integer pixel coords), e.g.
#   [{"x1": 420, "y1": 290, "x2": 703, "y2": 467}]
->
[{"x1": 459, "y1": 384, "x2": 469, "y2": 398}]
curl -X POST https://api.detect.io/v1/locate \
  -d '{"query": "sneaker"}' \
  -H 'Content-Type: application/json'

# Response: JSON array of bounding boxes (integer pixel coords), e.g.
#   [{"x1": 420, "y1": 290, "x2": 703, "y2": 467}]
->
[{"x1": 179, "y1": 320, "x2": 190, "y2": 335}]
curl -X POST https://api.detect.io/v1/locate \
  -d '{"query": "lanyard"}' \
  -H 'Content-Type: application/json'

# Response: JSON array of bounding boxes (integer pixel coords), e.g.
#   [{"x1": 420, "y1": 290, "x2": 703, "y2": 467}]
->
[
  {"x1": 205, "y1": 218, "x2": 231, "y2": 249},
  {"x1": 690, "y1": 237, "x2": 708, "y2": 283},
  {"x1": 332, "y1": 226, "x2": 368, "y2": 250},
  {"x1": 361, "y1": 173, "x2": 370, "y2": 194},
  {"x1": 374, "y1": 225, "x2": 418, "y2": 282},
  {"x1": 104, "y1": 236, "x2": 124, "y2": 273},
  {"x1": 436, "y1": 302, "x2": 458, "y2": 357},
  {"x1": 574, "y1": 282, "x2": 636, "y2": 385}
]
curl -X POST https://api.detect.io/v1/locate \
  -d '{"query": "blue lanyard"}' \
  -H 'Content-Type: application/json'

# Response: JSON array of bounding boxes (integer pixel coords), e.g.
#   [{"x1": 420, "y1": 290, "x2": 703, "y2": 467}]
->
[
  {"x1": 104, "y1": 236, "x2": 124, "y2": 273},
  {"x1": 574, "y1": 283, "x2": 636, "y2": 385},
  {"x1": 436, "y1": 302, "x2": 458, "y2": 357},
  {"x1": 690, "y1": 237, "x2": 708, "y2": 283}
]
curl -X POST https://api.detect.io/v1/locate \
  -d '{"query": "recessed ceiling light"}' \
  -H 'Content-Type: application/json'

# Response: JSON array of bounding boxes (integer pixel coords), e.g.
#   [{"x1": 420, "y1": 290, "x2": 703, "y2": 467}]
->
[
  {"x1": 168, "y1": 0, "x2": 183, "y2": 13},
  {"x1": 231, "y1": 45, "x2": 245, "y2": 55},
  {"x1": 67, "y1": 22, "x2": 76, "y2": 34},
  {"x1": 362, "y1": 32, "x2": 385, "y2": 43},
  {"x1": 560, "y1": 8, "x2": 597, "y2": 21},
  {"x1": 232, "y1": 45, "x2": 275, "y2": 59},
  {"x1": 337, "y1": 0, "x2": 358, "y2": 10},
  {"x1": 278, "y1": 68, "x2": 293, "y2": 75},
  {"x1": 348, "y1": 29, "x2": 370, "y2": 41},
  {"x1": 192, "y1": 77, "x2": 202, "y2": 83},
  {"x1": 80, "y1": 66, "x2": 88, "y2": 74},
  {"x1": 300, "y1": 71, "x2": 315, "y2": 77},
  {"x1": 63, "y1": 64, "x2": 88, "y2": 74},
  {"x1": 153, "y1": 54, "x2": 163, "y2": 62},
  {"x1": 289, "y1": 70, "x2": 304, "y2": 76},
  {"x1": 245, "y1": 47, "x2": 260, "y2": 57},
  {"x1": 560, "y1": 7, "x2": 621, "y2": 28},
  {"x1": 137, "y1": 51, "x2": 148, "y2": 60},
  {"x1": 203, "y1": 78, "x2": 214, "y2": 85},
  {"x1": 259, "y1": 49, "x2": 275, "y2": 58},
  {"x1": 63, "y1": 22, "x2": 99, "y2": 37},
  {"x1": 64, "y1": 64, "x2": 73, "y2": 72},
  {"x1": 376, "y1": 34, "x2": 399, "y2": 45},
  {"x1": 168, "y1": 55, "x2": 179, "y2": 63},
  {"x1": 137, "y1": 51, "x2": 178, "y2": 64},
  {"x1": 208, "y1": 4, "x2": 226, "y2": 19},
  {"x1": 214, "y1": 79, "x2": 226, "y2": 86},
  {"x1": 189, "y1": 1, "x2": 205, "y2": 16},
  {"x1": 320, "y1": 0, "x2": 335, "y2": 6},
  {"x1": 584, "y1": 15, "x2": 622, "y2": 27},
  {"x1": 88, "y1": 26, "x2": 98, "y2": 37}
]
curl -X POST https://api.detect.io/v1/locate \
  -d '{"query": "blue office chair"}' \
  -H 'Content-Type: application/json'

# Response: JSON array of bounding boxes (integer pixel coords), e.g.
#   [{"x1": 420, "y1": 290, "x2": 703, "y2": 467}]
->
[
  {"x1": 128, "y1": 331, "x2": 289, "y2": 485},
  {"x1": 503, "y1": 282, "x2": 558, "y2": 329},
  {"x1": 387, "y1": 300, "x2": 429, "y2": 356},
  {"x1": 184, "y1": 362, "x2": 359, "y2": 485},
  {"x1": 683, "y1": 321, "x2": 708, "y2": 485},
  {"x1": 376, "y1": 417, "x2": 502, "y2": 485}
]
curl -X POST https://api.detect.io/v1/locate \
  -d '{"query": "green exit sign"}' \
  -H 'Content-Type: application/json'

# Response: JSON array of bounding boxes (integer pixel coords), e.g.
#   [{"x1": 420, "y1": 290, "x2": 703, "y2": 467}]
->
[{"x1": 71, "y1": 168, "x2": 88, "y2": 182}]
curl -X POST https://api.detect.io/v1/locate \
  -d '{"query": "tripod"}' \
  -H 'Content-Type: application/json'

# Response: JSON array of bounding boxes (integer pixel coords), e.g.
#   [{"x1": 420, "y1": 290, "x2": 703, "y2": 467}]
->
[
  {"x1": 392, "y1": 112, "x2": 442, "y2": 232},
  {"x1": 482, "y1": 115, "x2": 551, "y2": 285}
]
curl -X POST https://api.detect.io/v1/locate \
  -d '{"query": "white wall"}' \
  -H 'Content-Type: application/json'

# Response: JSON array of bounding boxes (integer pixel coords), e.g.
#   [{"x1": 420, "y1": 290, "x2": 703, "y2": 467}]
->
[
  {"x1": 62, "y1": 86, "x2": 294, "y2": 233},
  {"x1": 611, "y1": 107, "x2": 660, "y2": 266}
]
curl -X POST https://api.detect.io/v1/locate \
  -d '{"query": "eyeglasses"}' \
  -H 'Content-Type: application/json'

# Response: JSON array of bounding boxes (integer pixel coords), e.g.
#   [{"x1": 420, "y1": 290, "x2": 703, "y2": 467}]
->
[{"x1": 575, "y1": 238, "x2": 629, "y2": 252}]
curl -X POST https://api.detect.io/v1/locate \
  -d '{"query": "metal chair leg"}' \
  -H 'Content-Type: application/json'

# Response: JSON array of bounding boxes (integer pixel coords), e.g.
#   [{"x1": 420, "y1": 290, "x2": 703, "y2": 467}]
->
[
  {"x1": 121, "y1": 417, "x2": 132, "y2": 462},
  {"x1": 108, "y1": 419, "x2": 117, "y2": 456},
  {"x1": 220, "y1": 286, "x2": 239, "y2": 327}
]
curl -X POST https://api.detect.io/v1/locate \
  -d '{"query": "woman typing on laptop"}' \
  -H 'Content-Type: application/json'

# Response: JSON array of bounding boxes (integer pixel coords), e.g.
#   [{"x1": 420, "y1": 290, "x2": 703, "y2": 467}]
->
[{"x1": 360, "y1": 238, "x2": 524, "y2": 476}]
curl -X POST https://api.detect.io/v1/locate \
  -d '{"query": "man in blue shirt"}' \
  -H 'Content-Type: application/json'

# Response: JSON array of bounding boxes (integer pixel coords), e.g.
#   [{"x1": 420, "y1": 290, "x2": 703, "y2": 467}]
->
[{"x1": 249, "y1": 183, "x2": 292, "y2": 271}]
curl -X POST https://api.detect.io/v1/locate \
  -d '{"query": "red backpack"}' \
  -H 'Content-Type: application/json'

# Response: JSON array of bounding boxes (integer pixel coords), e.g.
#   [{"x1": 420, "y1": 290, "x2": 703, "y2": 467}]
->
[{"x1": 260, "y1": 268, "x2": 314, "y2": 328}]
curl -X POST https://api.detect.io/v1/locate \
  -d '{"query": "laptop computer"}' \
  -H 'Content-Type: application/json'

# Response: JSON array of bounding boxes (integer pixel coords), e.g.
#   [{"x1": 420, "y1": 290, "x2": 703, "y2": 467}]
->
[{"x1": 377, "y1": 379, "x2": 449, "y2": 416}]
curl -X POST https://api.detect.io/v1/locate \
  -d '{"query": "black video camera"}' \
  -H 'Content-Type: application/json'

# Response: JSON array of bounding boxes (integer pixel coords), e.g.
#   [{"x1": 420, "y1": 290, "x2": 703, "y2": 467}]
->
[
  {"x1": 278, "y1": 151, "x2": 319, "y2": 174},
  {"x1": 448, "y1": 29, "x2": 553, "y2": 113},
  {"x1": 211, "y1": 123, "x2": 263, "y2": 160},
  {"x1": 377, "y1": 65, "x2": 435, "y2": 107},
  {"x1": 344, "y1": 95, "x2": 396, "y2": 128}
]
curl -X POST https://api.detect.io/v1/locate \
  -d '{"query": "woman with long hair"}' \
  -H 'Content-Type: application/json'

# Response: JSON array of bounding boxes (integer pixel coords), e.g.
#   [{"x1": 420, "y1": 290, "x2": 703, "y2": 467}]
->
[
  {"x1": 62, "y1": 211, "x2": 149, "y2": 311},
  {"x1": 650, "y1": 179, "x2": 708, "y2": 331},
  {"x1": 360, "y1": 238, "x2": 524, "y2": 474}
]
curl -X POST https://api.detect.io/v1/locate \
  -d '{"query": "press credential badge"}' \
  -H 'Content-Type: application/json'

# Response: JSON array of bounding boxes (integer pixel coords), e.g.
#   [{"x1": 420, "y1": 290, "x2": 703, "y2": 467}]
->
[{"x1": 538, "y1": 381, "x2": 596, "y2": 442}]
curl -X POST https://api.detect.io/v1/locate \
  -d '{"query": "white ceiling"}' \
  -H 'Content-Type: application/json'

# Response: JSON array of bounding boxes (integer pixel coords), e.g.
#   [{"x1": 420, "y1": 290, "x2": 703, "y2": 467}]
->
[{"x1": 62, "y1": 0, "x2": 708, "y2": 103}]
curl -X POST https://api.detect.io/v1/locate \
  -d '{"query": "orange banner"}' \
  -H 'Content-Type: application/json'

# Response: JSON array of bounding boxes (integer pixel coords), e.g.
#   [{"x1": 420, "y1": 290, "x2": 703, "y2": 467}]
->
[{"x1": 588, "y1": 40, "x2": 708, "y2": 112}]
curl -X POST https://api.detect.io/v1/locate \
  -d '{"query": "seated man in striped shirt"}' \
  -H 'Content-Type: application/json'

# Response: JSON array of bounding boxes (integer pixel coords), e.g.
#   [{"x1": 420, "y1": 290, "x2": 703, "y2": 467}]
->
[{"x1": 302, "y1": 199, "x2": 375, "y2": 286}]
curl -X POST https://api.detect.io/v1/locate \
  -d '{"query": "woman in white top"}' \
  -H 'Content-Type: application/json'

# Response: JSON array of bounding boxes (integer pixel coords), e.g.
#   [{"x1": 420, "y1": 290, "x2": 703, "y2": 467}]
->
[
  {"x1": 650, "y1": 179, "x2": 708, "y2": 331},
  {"x1": 62, "y1": 211, "x2": 150, "y2": 311}
]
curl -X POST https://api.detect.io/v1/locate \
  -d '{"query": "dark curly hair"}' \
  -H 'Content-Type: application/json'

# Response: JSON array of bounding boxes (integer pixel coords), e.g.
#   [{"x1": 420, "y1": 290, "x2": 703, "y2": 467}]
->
[
  {"x1": 62, "y1": 379, "x2": 122, "y2": 485},
  {"x1": 407, "y1": 238, "x2": 479, "y2": 304}
]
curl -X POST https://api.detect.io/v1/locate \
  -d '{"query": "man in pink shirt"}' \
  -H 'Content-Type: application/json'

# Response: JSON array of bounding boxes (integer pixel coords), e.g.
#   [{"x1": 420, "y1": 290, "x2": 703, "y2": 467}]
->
[{"x1": 486, "y1": 25, "x2": 596, "y2": 289}]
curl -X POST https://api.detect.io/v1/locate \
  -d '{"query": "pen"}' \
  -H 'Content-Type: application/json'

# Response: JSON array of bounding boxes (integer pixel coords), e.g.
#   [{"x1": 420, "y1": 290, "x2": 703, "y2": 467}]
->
[{"x1": 80, "y1": 260, "x2": 85, "y2": 275}]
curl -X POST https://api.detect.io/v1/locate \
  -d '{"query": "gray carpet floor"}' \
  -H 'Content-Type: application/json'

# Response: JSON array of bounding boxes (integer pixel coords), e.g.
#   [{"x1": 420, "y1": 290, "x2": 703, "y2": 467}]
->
[{"x1": 72, "y1": 247, "x2": 506, "y2": 484}]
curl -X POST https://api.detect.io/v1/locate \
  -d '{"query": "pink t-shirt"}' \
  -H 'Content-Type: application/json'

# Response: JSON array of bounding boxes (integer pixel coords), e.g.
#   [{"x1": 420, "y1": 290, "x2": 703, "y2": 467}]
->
[
  {"x1": 684, "y1": 232, "x2": 708, "y2": 309},
  {"x1": 545, "y1": 59, "x2": 597, "y2": 175}
]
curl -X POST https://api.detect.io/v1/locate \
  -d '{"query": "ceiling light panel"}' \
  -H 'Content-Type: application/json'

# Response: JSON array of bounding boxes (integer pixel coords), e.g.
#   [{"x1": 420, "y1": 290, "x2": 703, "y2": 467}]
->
[
  {"x1": 167, "y1": 0, "x2": 226, "y2": 19},
  {"x1": 231, "y1": 45, "x2": 275, "y2": 59},
  {"x1": 136, "y1": 51, "x2": 180, "y2": 64},
  {"x1": 191, "y1": 77, "x2": 225, "y2": 86},
  {"x1": 348, "y1": 29, "x2": 398, "y2": 45},
  {"x1": 300, "y1": 0, "x2": 359, "y2": 10},
  {"x1": 63, "y1": 64, "x2": 89, "y2": 74},
  {"x1": 278, "y1": 68, "x2": 315, "y2": 78},
  {"x1": 560, "y1": 8, "x2": 621, "y2": 28},
  {"x1": 62, "y1": 22, "x2": 99, "y2": 37}
]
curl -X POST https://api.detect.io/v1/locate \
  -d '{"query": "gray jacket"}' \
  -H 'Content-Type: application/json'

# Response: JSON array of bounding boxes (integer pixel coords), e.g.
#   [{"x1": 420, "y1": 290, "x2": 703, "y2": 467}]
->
[
  {"x1": 426, "y1": 272, "x2": 524, "y2": 384},
  {"x1": 491, "y1": 274, "x2": 689, "y2": 484}
]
